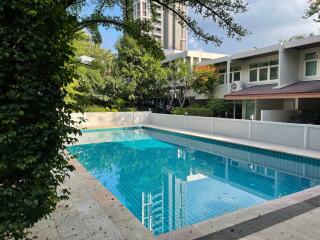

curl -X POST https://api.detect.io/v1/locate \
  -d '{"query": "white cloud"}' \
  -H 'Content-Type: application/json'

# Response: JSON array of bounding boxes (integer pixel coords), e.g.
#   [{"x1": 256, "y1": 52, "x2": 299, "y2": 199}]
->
[
  {"x1": 188, "y1": 0, "x2": 320, "y2": 53},
  {"x1": 188, "y1": 36, "x2": 204, "y2": 51}
]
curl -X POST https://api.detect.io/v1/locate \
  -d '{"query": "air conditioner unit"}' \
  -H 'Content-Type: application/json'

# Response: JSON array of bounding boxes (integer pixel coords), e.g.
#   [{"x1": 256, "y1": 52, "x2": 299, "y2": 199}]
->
[{"x1": 231, "y1": 82, "x2": 245, "y2": 92}]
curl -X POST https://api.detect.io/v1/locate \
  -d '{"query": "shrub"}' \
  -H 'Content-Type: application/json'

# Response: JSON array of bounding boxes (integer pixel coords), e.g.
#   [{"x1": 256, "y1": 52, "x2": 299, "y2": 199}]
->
[
  {"x1": 112, "y1": 98, "x2": 126, "y2": 110},
  {"x1": 171, "y1": 107, "x2": 185, "y2": 115},
  {"x1": 207, "y1": 99, "x2": 228, "y2": 117},
  {"x1": 171, "y1": 107, "x2": 213, "y2": 117},
  {"x1": 111, "y1": 108, "x2": 119, "y2": 112},
  {"x1": 188, "y1": 103, "x2": 202, "y2": 108},
  {"x1": 120, "y1": 107, "x2": 137, "y2": 112},
  {"x1": 0, "y1": 1, "x2": 79, "y2": 239},
  {"x1": 85, "y1": 106, "x2": 109, "y2": 112},
  {"x1": 185, "y1": 107, "x2": 213, "y2": 117}
]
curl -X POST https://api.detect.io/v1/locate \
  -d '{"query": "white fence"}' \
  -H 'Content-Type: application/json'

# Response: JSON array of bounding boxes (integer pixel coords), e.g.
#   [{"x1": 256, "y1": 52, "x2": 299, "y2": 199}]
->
[
  {"x1": 72, "y1": 112, "x2": 320, "y2": 151},
  {"x1": 71, "y1": 111, "x2": 150, "y2": 129},
  {"x1": 149, "y1": 113, "x2": 320, "y2": 151},
  {"x1": 261, "y1": 110, "x2": 297, "y2": 122}
]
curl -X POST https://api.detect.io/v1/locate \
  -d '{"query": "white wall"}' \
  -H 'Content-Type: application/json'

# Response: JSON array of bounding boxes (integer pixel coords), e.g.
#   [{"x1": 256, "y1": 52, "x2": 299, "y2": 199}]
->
[
  {"x1": 261, "y1": 110, "x2": 297, "y2": 122},
  {"x1": 149, "y1": 113, "x2": 320, "y2": 151},
  {"x1": 251, "y1": 121, "x2": 305, "y2": 148},
  {"x1": 72, "y1": 112, "x2": 320, "y2": 151},
  {"x1": 72, "y1": 112, "x2": 150, "y2": 129},
  {"x1": 279, "y1": 48, "x2": 300, "y2": 87}
]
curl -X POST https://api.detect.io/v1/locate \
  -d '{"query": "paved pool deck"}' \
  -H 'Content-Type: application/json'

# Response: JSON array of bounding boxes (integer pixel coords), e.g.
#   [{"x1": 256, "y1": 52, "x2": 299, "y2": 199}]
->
[{"x1": 29, "y1": 125, "x2": 320, "y2": 240}]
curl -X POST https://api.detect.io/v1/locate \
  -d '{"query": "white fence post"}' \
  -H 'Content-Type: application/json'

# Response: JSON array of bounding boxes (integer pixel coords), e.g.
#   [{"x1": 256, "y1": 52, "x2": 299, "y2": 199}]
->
[
  {"x1": 184, "y1": 115, "x2": 187, "y2": 130},
  {"x1": 211, "y1": 118, "x2": 214, "y2": 134},
  {"x1": 303, "y1": 125, "x2": 308, "y2": 149}
]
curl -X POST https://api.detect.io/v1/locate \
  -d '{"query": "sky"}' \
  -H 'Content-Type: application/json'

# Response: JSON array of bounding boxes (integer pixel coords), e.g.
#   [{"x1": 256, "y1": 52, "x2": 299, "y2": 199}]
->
[{"x1": 100, "y1": 0, "x2": 319, "y2": 54}]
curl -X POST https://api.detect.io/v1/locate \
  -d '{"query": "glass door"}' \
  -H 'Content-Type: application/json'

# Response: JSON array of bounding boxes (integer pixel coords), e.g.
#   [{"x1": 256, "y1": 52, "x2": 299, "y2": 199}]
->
[{"x1": 245, "y1": 100, "x2": 255, "y2": 120}]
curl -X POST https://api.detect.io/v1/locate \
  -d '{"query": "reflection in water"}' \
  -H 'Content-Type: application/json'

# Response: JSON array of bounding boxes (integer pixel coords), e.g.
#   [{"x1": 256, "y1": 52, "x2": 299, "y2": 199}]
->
[{"x1": 68, "y1": 128, "x2": 320, "y2": 235}]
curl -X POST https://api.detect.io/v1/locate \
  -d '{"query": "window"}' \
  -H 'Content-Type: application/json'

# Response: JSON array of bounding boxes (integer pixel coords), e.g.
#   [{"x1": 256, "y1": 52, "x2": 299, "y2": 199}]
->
[
  {"x1": 181, "y1": 27, "x2": 185, "y2": 38},
  {"x1": 250, "y1": 69, "x2": 258, "y2": 82},
  {"x1": 218, "y1": 68, "x2": 226, "y2": 84},
  {"x1": 259, "y1": 68, "x2": 268, "y2": 81},
  {"x1": 249, "y1": 59, "x2": 278, "y2": 82},
  {"x1": 245, "y1": 100, "x2": 255, "y2": 120},
  {"x1": 230, "y1": 66, "x2": 241, "y2": 82},
  {"x1": 193, "y1": 57, "x2": 199, "y2": 65},
  {"x1": 269, "y1": 59, "x2": 279, "y2": 80},
  {"x1": 305, "y1": 52, "x2": 317, "y2": 76},
  {"x1": 270, "y1": 66, "x2": 278, "y2": 80}
]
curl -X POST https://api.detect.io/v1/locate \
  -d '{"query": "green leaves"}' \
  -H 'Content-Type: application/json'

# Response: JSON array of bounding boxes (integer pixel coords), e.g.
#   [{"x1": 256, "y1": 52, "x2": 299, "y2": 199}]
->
[
  {"x1": 192, "y1": 65, "x2": 219, "y2": 98},
  {"x1": 75, "y1": 0, "x2": 248, "y2": 48},
  {"x1": 306, "y1": 0, "x2": 320, "y2": 22},
  {"x1": 115, "y1": 35, "x2": 169, "y2": 105},
  {"x1": 0, "y1": 1, "x2": 80, "y2": 239}
]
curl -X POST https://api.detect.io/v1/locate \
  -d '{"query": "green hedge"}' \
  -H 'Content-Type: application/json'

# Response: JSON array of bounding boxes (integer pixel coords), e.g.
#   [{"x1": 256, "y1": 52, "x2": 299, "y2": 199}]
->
[
  {"x1": 185, "y1": 107, "x2": 213, "y2": 117},
  {"x1": 84, "y1": 106, "x2": 137, "y2": 112},
  {"x1": 171, "y1": 107, "x2": 213, "y2": 117},
  {"x1": 84, "y1": 106, "x2": 110, "y2": 112}
]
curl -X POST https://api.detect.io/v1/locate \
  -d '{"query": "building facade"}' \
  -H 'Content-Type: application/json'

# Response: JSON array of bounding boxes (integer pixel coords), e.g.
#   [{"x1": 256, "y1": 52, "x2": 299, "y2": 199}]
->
[
  {"x1": 133, "y1": 0, "x2": 187, "y2": 51},
  {"x1": 163, "y1": 50, "x2": 226, "y2": 101},
  {"x1": 198, "y1": 35, "x2": 320, "y2": 123}
]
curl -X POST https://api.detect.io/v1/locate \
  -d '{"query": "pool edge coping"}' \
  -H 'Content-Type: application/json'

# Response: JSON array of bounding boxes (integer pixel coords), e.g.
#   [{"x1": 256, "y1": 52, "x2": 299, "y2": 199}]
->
[
  {"x1": 142, "y1": 124, "x2": 320, "y2": 161},
  {"x1": 71, "y1": 125, "x2": 320, "y2": 240}
]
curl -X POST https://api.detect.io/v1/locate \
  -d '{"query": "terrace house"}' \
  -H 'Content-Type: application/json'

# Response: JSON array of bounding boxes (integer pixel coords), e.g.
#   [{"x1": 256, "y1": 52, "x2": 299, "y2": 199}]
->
[{"x1": 199, "y1": 35, "x2": 320, "y2": 123}]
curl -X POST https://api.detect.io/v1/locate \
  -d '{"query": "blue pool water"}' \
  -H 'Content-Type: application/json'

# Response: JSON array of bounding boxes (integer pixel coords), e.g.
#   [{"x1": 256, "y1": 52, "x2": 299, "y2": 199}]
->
[{"x1": 68, "y1": 127, "x2": 320, "y2": 235}]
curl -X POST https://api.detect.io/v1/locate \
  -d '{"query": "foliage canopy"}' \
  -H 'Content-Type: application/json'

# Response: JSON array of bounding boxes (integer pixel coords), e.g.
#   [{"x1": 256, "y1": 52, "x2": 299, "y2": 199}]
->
[
  {"x1": 115, "y1": 35, "x2": 169, "y2": 106},
  {"x1": 167, "y1": 59, "x2": 194, "y2": 107},
  {"x1": 193, "y1": 65, "x2": 219, "y2": 99},
  {"x1": 0, "y1": 1, "x2": 79, "y2": 239}
]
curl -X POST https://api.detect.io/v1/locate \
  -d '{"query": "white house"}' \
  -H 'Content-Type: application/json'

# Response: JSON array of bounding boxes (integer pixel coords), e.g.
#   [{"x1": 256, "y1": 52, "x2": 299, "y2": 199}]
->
[
  {"x1": 163, "y1": 50, "x2": 226, "y2": 102},
  {"x1": 198, "y1": 35, "x2": 320, "y2": 123}
]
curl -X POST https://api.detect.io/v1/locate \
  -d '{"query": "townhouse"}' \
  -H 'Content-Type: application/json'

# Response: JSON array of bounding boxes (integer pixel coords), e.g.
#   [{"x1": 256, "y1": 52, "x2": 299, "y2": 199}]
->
[{"x1": 199, "y1": 35, "x2": 320, "y2": 123}]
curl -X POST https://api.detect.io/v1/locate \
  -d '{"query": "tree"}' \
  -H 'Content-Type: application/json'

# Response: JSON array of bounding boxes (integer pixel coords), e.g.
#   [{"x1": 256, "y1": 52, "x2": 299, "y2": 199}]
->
[
  {"x1": 115, "y1": 35, "x2": 169, "y2": 106},
  {"x1": 71, "y1": 32, "x2": 120, "y2": 107},
  {"x1": 0, "y1": 1, "x2": 79, "y2": 239},
  {"x1": 168, "y1": 59, "x2": 194, "y2": 108},
  {"x1": 65, "y1": 32, "x2": 130, "y2": 109},
  {"x1": 306, "y1": 1, "x2": 320, "y2": 21},
  {"x1": 207, "y1": 98, "x2": 228, "y2": 117},
  {"x1": 1, "y1": 0, "x2": 249, "y2": 238},
  {"x1": 192, "y1": 65, "x2": 219, "y2": 99},
  {"x1": 76, "y1": 0, "x2": 249, "y2": 52}
]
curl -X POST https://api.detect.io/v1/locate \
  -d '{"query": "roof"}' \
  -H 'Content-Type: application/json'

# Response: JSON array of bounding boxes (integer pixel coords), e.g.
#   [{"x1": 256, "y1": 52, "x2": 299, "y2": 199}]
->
[
  {"x1": 231, "y1": 44, "x2": 279, "y2": 61},
  {"x1": 163, "y1": 50, "x2": 226, "y2": 63},
  {"x1": 197, "y1": 35, "x2": 320, "y2": 66},
  {"x1": 283, "y1": 35, "x2": 320, "y2": 50},
  {"x1": 198, "y1": 56, "x2": 230, "y2": 66},
  {"x1": 225, "y1": 80, "x2": 320, "y2": 100}
]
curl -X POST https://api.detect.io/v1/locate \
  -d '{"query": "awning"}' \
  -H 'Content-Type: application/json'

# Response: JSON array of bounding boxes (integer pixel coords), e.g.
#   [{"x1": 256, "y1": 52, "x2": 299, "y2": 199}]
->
[{"x1": 225, "y1": 80, "x2": 320, "y2": 100}]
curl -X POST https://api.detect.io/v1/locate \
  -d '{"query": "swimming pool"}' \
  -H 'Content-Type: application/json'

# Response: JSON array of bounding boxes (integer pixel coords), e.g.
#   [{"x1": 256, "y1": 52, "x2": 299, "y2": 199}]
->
[{"x1": 68, "y1": 127, "x2": 320, "y2": 236}]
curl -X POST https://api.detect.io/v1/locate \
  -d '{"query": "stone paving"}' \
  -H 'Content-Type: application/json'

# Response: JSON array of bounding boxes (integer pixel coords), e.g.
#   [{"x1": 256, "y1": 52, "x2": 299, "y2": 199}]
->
[{"x1": 29, "y1": 158, "x2": 154, "y2": 240}]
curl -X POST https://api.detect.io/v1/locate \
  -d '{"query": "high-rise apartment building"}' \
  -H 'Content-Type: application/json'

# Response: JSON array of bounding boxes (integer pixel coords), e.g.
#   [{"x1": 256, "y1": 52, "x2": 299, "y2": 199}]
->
[{"x1": 133, "y1": 0, "x2": 187, "y2": 51}]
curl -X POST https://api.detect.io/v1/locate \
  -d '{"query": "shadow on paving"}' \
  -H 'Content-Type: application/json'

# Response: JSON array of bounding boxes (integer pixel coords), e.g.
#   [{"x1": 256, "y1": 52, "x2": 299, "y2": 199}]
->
[{"x1": 197, "y1": 195, "x2": 320, "y2": 240}]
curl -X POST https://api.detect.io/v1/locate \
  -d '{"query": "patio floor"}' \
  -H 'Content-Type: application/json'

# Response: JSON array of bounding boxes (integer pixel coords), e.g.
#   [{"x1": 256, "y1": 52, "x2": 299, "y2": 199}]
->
[{"x1": 29, "y1": 158, "x2": 154, "y2": 240}]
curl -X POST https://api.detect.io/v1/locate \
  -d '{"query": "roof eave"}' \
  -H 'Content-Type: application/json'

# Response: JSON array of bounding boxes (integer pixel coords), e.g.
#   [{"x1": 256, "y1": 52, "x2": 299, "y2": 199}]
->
[{"x1": 225, "y1": 92, "x2": 320, "y2": 100}]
